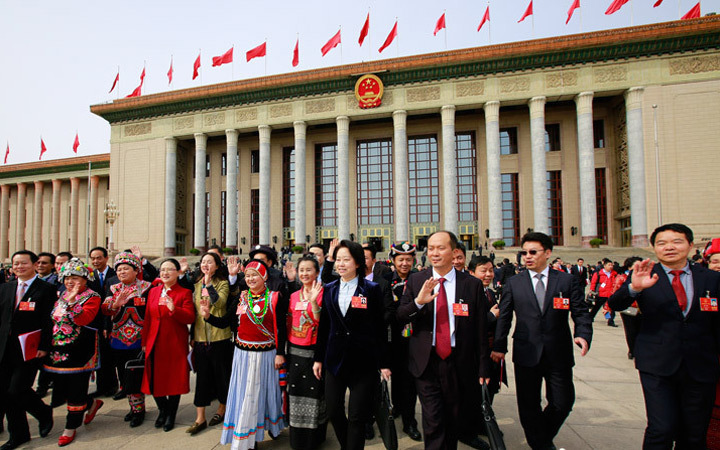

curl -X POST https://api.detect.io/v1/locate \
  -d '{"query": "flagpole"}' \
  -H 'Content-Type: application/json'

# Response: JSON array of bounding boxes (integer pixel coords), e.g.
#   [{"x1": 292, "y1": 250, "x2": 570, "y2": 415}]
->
[
  {"x1": 443, "y1": 9, "x2": 448, "y2": 50},
  {"x1": 116, "y1": 65, "x2": 120, "y2": 100},
  {"x1": 86, "y1": 161, "x2": 91, "y2": 255},
  {"x1": 531, "y1": 8, "x2": 535, "y2": 37},
  {"x1": 170, "y1": 55, "x2": 173, "y2": 88},
  {"x1": 396, "y1": 17, "x2": 399, "y2": 58},
  {"x1": 200, "y1": 49, "x2": 203, "y2": 86},
  {"x1": 232, "y1": 46, "x2": 235, "y2": 80},
  {"x1": 630, "y1": 0, "x2": 634, "y2": 26},
  {"x1": 264, "y1": 40, "x2": 268, "y2": 76},
  {"x1": 579, "y1": 4, "x2": 584, "y2": 33},
  {"x1": 367, "y1": 8, "x2": 372, "y2": 61},
  {"x1": 339, "y1": 25, "x2": 343, "y2": 65},
  {"x1": 488, "y1": 2, "x2": 492, "y2": 44},
  {"x1": 678, "y1": 0, "x2": 682, "y2": 19}
]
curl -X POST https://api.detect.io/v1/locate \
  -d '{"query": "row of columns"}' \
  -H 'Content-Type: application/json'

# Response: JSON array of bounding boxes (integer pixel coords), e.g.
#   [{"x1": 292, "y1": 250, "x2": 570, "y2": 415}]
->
[{"x1": 174, "y1": 86, "x2": 649, "y2": 255}]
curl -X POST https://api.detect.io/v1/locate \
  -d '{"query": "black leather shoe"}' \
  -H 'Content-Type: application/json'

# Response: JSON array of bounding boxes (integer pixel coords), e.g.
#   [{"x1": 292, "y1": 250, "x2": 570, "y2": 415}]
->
[
  {"x1": 459, "y1": 435, "x2": 490, "y2": 450},
  {"x1": 403, "y1": 425, "x2": 422, "y2": 441},
  {"x1": 39, "y1": 405, "x2": 53, "y2": 438},
  {"x1": 154, "y1": 410, "x2": 166, "y2": 428},
  {"x1": 163, "y1": 411, "x2": 176, "y2": 432},
  {"x1": 124, "y1": 410, "x2": 133, "y2": 422},
  {"x1": 0, "y1": 437, "x2": 30, "y2": 450},
  {"x1": 113, "y1": 390, "x2": 127, "y2": 401},
  {"x1": 129, "y1": 411, "x2": 145, "y2": 428},
  {"x1": 364, "y1": 423, "x2": 374, "y2": 440}
]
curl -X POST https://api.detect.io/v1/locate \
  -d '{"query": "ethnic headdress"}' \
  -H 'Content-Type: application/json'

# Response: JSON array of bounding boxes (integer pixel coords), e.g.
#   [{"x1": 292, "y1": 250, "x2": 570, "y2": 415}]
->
[
  {"x1": 114, "y1": 251, "x2": 141, "y2": 271},
  {"x1": 245, "y1": 260, "x2": 268, "y2": 280},
  {"x1": 58, "y1": 257, "x2": 95, "y2": 282},
  {"x1": 389, "y1": 241, "x2": 416, "y2": 258}
]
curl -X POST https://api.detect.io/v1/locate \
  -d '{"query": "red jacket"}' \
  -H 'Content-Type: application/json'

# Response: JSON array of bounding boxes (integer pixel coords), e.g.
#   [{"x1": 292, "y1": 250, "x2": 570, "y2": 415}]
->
[
  {"x1": 141, "y1": 283, "x2": 195, "y2": 397},
  {"x1": 590, "y1": 270, "x2": 617, "y2": 298}
]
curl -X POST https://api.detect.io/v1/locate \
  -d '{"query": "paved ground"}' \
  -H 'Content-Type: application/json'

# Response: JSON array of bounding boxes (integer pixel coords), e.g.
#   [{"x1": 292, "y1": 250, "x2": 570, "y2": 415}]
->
[{"x1": 4, "y1": 315, "x2": 647, "y2": 449}]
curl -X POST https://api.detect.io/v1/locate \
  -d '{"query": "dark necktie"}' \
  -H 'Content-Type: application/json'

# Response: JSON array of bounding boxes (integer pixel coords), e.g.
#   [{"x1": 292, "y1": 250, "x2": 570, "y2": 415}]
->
[
  {"x1": 435, "y1": 278, "x2": 451, "y2": 359},
  {"x1": 99, "y1": 271, "x2": 104, "y2": 288},
  {"x1": 486, "y1": 288, "x2": 493, "y2": 306},
  {"x1": 670, "y1": 270, "x2": 687, "y2": 313},
  {"x1": 535, "y1": 273, "x2": 545, "y2": 310}
]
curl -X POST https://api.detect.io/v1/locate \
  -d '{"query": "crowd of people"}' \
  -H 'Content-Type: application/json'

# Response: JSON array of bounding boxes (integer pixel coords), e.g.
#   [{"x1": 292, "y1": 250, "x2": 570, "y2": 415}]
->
[{"x1": 0, "y1": 223, "x2": 719, "y2": 450}]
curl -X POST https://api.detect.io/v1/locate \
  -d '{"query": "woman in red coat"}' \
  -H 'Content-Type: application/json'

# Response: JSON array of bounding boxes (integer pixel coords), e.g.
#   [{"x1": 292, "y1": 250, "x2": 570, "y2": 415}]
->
[{"x1": 141, "y1": 259, "x2": 195, "y2": 432}]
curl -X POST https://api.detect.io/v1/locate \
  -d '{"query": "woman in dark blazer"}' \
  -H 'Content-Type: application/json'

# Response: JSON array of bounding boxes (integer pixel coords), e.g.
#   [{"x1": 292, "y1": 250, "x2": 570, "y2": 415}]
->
[{"x1": 312, "y1": 240, "x2": 390, "y2": 450}]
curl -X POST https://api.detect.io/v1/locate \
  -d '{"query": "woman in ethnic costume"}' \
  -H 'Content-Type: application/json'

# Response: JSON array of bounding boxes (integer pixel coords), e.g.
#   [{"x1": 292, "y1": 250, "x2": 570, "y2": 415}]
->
[
  {"x1": 703, "y1": 239, "x2": 720, "y2": 449},
  {"x1": 101, "y1": 252, "x2": 151, "y2": 427},
  {"x1": 44, "y1": 258, "x2": 104, "y2": 447},
  {"x1": 206, "y1": 260, "x2": 287, "y2": 450},
  {"x1": 141, "y1": 258, "x2": 195, "y2": 432},
  {"x1": 287, "y1": 255, "x2": 327, "y2": 449},
  {"x1": 187, "y1": 251, "x2": 232, "y2": 435}
]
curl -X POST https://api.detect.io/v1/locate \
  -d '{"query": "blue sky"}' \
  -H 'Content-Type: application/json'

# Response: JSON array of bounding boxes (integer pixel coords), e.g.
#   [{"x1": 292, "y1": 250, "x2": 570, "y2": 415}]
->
[{"x1": 0, "y1": 0, "x2": 715, "y2": 164}]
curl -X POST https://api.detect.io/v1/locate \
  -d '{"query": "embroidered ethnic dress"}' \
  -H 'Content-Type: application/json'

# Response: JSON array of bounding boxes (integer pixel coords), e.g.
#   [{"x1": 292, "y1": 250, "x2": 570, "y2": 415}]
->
[{"x1": 103, "y1": 280, "x2": 152, "y2": 350}]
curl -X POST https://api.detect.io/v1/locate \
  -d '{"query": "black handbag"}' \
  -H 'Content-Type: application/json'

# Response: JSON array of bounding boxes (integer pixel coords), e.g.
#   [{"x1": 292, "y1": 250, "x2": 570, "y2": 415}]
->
[
  {"x1": 481, "y1": 383, "x2": 506, "y2": 450},
  {"x1": 375, "y1": 378, "x2": 398, "y2": 450},
  {"x1": 123, "y1": 350, "x2": 145, "y2": 394}
]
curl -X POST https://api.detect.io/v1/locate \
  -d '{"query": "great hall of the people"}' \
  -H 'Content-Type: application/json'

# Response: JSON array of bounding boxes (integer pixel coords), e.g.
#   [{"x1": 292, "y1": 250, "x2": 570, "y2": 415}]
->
[{"x1": 0, "y1": 17, "x2": 719, "y2": 261}]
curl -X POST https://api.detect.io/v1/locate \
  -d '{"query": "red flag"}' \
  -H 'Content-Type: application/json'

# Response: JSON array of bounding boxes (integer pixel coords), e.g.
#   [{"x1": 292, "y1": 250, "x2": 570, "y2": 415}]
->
[
  {"x1": 434, "y1": 13, "x2": 446, "y2": 36},
  {"x1": 378, "y1": 21, "x2": 398, "y2": 53},
  {"x1": 167, "y1": 57, "x2": 173, "y2": 85},
  {"x1": 605, "y1": 0, "x2": 630, "y2": 15},
  {"x1": 681, "y1": 2, "x2": 701, "y2": 19},
  {"x1": 359, "y1": 13, "x2": 370, "y2": 46},
  {"x1": 193, "y1": 53, "x2": 201, "y2": 80},
  {"x1": 4, "y1": 143, "x2": 9, "y2": 164},
  {"x1": 246, "y1": 43, "x2": 266, "y2": 62},
  {"x1": 125, "y1": 85, "x2": 142, "y2": 98},
  {"x1": 566, "y1": 0, "x2": 580, "y2": 24},
  {"x1": 477, "y1": 6, "x2": 490, "y2": 31},
  {"x1": 518, "y1": 1, "x2": 533, "y2": 22},
  {"x1": 39, "y1": 139, "x2": 47, "y2": 161},
  {"x1": 653, "y1": 0, "x2": 663, "y2": 6},
  {"x1": 212, "y1": 47, "x2": 234, "y2": 66},
  {"x1": 73, "y1": 133, "x2": 80, "y2": 153},
  {"x1": 139, "y1": 67, "x2": 145, "y2": 84},
  {"x1": 109, "y1": 71, "x2": 119, "y2": 94},
  {"x1": 321, "y1": 30, "x2": 341, "y2": 56},
  {"x1": 292, "y1": 39, "x2": 299, "y2": 67}
]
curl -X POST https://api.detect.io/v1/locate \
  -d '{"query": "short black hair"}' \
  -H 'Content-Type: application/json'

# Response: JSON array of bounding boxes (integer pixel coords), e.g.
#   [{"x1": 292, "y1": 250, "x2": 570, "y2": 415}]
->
[
  {"x1": 622, "y1": 256, "x2": 643, "y2": 271},
  {"x1": 308, "y1": 243, "x2": 326, "y2": 255},
  {"x1": 602, "y1": 258, "x2": 612, "y2": 265},
  {"x1": 362, "y1": 243, "x2": 378, "y2": 260},
  {"x1": 297, "y1": 255, "x2": 320, "y2": 273},
  {"x1": 38, "y1": 252, "x2": 56, "y2": 264},
  {"x1": 160, "y1": 258, "x2": 181, "y2": 270},
  {"x1": 208, "y1": 244, "x2": 223, "y2": 252},
  {"x1": 333, "y1": 240, "x2": 366, "y2": 278},
  {"x1": 577, "y1": 258, "x2": 584, "y2": 263},
  {"x1": 12, "y1": 250, "x2": 38, "y2": 264},
  {"x1": 469, "y1": 256, "x2": 493, "y2": 272},
  {"x1": 521, "y1": 232, "x2": 554, "y2": 251},
  {"x1": 57, "y1": 251, "x2": 73, "y2": 260},
  {"x1": 90, "y1": 247, "x2": 108, "y2": 258},
  {"x1": 456, "y1": 241, "x2": 467, "y2": 253},
  {"x1": 650, "y1": 223, "x2": 694, "y2": 245},
  {"x1": 427, "y1": 230, "x2": 460, "y2": 250}
]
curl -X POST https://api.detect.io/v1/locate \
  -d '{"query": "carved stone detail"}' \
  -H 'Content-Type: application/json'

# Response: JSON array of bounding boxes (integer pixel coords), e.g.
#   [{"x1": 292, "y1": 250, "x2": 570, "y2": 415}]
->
[
  {"x1": 269, "y1": 104, "x2": 293, "y2": 118},
  {"x1": 235, "y1": 109, "x2": 258, "y2": 122},
  {"x1": 546, "y1": 71, "x2": 578, "y2": 88},
  {"x1": 594, "y1": 66, "x2": 627, "y2": 83},
  {"x1": 124, "y1": 123, "x2": 152, "y2": 136},
  {"x1": 203, "y1": 112, "x2": 225, "y2": 126},
  {"x1": 406, "y1": 86, "x2": 441, "y2": 102},
  {"x1": 455, "y1": 81, "x2": 485, "y2": 97},
  {"x1": 669, "y1": 55, "x2": 720, "y2": 75},
  {"x1": 499, "y1": 77, "x2": 530, "y2": 93},
  {"x1": 305, "y1": 98, "x2": 336, "y2": 114},
  {"x1": 174, "y1": 117, "x2": 194, "y2": 131}
]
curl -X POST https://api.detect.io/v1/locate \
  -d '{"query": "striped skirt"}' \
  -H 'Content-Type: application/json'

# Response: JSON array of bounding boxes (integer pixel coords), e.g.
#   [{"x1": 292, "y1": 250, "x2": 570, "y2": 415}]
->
[{"x1": 220, "y1": 346, "x2": 286, "y2": 450}]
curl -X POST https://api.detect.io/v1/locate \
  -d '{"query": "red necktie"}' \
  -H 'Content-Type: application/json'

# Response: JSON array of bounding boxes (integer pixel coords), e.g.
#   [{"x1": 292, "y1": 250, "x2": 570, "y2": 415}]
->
[
  {"x1": 486, "y1": 288, "x2": 493, "y2": 306},
  {"x1": 435, "y1": 278, "x2": 451, "y2": 359},
  {"x1": 670, "y1": 270, "x2": 687, "y2": 313}
]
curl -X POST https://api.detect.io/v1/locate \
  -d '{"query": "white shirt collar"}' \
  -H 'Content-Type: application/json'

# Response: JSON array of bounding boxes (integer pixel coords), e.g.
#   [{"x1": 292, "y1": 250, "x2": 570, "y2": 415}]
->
[
  {"x1": 528, "y1": 266, "x2": 550, "y2": 279},
  {"x1": 432, "y1": 267, "x2": 456, "y2": 283}
]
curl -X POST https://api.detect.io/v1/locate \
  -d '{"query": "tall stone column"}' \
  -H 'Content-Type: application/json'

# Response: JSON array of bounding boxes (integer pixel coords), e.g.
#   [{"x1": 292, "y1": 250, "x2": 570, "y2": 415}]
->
[
  {"x1": 164, "y1": 137, "x2": 178, "y2": 256},
  {"x1": 529, "y1": 96, "x2": 549, "y2": 234},
  {"x1": 0, "y1": 185, "x2": 9, "y2": 261},
  {"x1": 16, "y1": 183, "x2": 27, "y2": 251},
  {"x1": 258, "y1": 125, "x2": 272, "y2": 245},
  {"x1": 484, "y1": 101, "x2": 502, "y2": 244},
  {"x1": 89, "y1": 176, "x2": 99, "y2": 249},
  {"x1": 441, "y1": 105, "x2": 458, "y2": 235},
  {"x1": 393, "y1": 111, "x2": 409, "y2": 242},
  {"x1": 69, "y1": 177, "x2": 80, "y2": 254},
  {"x1": 336, "y1": 116, "x2": 350, "y2": 241},
  {"x1": 225, "y1": 130, "x2": 239, "y2": 250},
  {"x1": 293, "y1": 121, "x2": 307, "y2": 246},
  {"x1": 51, "y1": 180, "x2": 62, "y2": 254},
  {"x1": 575, "y1": 92, "x2": 598, "y2": 247},
  {"x1": 194, "y1": 133, "x2": 207, "y2": 252},
  {"x1": 33, "y1": 181, "x2": 44, "y2": 251},
  {"x1": 625, "y1": 87, "x2": 649, "y2": 247}
]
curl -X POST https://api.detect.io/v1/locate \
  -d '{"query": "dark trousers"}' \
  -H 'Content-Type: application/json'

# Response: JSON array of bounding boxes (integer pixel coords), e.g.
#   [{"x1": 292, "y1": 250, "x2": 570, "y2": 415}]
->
[
  {"x1": 415, "y1": 352, "x2": 460, "y2": 450},
  {"x1": 514, "y1": 357, "x2": 575, "y2": 450},
  {"x1": 390, "y1": 339, "x2": 418, "y2": 429},
  {"x1": 154, "y1": 395, "x2": 180, "y2": 414},
  {"x1": 325, "y1": 368, "x2": 377, "y2": 450},
  {"x1": 621, "y1": 313, "x2": 642, "y2": 355},
  {"x1": 639, "y1": 366, "x2": 716, "y2": 449},
  {"x1": 0, "y1": 352, "x2": 49, "y2": 442},
  {"x1": 53, "y1": 372, "x2": 93, "y2": 430},
  {"x1": 36, "y1": 369, "x2": 53, "y2": 391},
  {"x1": 589, "y1": 296, "x2": 615, "y2": 322},
  {"x1": 95, "y1": 332, "x2": 118, "y2": 394},
  {"x1": 193, "y1": 340, "x2": 233, "y2": 407}
]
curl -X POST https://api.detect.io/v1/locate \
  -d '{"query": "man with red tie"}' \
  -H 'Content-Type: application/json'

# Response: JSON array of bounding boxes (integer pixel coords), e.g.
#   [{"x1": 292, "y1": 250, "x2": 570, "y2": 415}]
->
[
  {"x1": 609, "y1": 223, "x2": 720, "y2": 449},
  {"x1": 398, "y1": 231, "x2": 490, "y2": 450}
]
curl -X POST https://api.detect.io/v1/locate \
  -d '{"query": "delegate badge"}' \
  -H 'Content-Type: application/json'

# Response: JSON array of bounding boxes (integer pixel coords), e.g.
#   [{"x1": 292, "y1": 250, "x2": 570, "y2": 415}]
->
[
  {"x1": 553, "y1": 296, "x2": 570, "y2": 310},
  {"x1": 18, "y1": 301, "x2": 36, "y2": 311},
  {"x1": 452, "y1": 303, "x2": 469, "y2": 316},
  {"x1": 351, "y1": 295, "x2": 368, "y2": 309},
  {"x1": 700, "y1": 296, "x2": 719, "y2": 312},
  {"x1": 295, "y1": 301, "x2": 308, "y2": 311},
  {"x1": 133, "y1": 297, "x2": 146, "y2": 307}
]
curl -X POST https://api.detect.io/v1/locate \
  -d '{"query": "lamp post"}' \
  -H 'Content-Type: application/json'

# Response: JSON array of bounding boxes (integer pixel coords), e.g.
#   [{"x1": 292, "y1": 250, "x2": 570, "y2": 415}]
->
[{"x1": 104, "y1": 200, "x2": 120, "y2": 253}]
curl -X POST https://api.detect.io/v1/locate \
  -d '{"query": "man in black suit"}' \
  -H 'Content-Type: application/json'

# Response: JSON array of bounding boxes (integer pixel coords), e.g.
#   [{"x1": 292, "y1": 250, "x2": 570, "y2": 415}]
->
[
  {"x1": 0, "y1": 251, "x2": 56, "y2": 450},
  {"x1": 362, "y1": 243, "x2": 392, "y2": 282},
  {"x1": 88, "y1": 246, "x2": 119, "y2": 398},
  {"x1": 398, "y1": 231, "x2": 491, "y2": 450},
  {"x1": 492, "y1": 232, "x2": 592, "y2": 450},
  {"x1": 570, "y1": 258, "x2": 589, "y2": 287},
  {"x1": 609, "y1": 223, "x2": 720, "y2": 449}
]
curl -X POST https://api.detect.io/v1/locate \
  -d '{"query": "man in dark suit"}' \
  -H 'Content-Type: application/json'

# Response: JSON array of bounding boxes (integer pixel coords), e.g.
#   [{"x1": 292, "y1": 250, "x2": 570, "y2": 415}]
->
[
  {"x1": 398, "y1": 231, "x2": 491, "y2": 450},
  {"x1": 362, "y1": 243, "x2": 392, "y2": 282},
  {"x1": 88, "y1": 246, "x2": 119, "y2": 398},
  {"x1": 609, "y1": 223, "x2": 720, "y2": 449},
  {"x1": 570, "y1": 258, "x2": 589, "y2": 287},
  {"x1": 492, "y1": 232, "x2": 592, "y2": 450},
  {"x1": 0, "y1": 251, "x2": 55, "y2": 450}
]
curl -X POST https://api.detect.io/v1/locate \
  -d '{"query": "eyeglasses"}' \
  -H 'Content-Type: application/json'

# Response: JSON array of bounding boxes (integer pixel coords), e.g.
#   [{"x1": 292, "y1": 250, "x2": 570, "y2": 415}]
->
[{"x1": 519, "y1": 249, "x2": 543, "y2": 256}]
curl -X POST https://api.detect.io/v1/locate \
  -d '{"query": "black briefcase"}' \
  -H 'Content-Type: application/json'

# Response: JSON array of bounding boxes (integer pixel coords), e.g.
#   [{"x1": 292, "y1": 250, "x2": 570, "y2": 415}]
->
[
  {"x1": 375, "y1": 378, "x2": 398, "y2": 450},
  {"x1": 123, "y1": 351, "x2": 145, "y2": 394},
  {"x1": 481, "y1": 383, "x2": 506, "y2": 450}
]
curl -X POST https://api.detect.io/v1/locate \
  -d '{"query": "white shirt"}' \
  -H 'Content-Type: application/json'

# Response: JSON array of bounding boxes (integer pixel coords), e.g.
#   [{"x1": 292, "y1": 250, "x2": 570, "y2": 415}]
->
[
  {"x1": 415, "y1": 268, "x2": 458, "y2": 347},
  {"x1": 338, "y1": 276, "x2": 359, "y2": 316},
  {"x1": 527, "y1": 266, "x2": 550, "y2": 294}
]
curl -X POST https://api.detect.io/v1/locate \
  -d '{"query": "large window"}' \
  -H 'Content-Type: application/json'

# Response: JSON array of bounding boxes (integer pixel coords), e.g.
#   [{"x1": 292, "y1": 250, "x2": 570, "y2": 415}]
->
[
  {"x1": 594, "y1": 119, "x2": 606, "y2": 149},
  {"x1": 501, "y1": 173, "x2": 520, "y2": 246},
  {"x1": 221, "y1": 191, "x2": 227, "y2": 247},
  {"x1": 547, "y1": 171, "x2": 563, "y2": 245},
  {"x1": 283, "y1": 147, "x2": 295, "y2": 228},
  {"x1": 595, "y1": 168, "x2": 608, "y2": 243},
  {"x1": 251, "y1": 189, "x2": 259, "y2": 245},
  {"x1": 315, "y1": 143, "x2": 338, "y2": 227},
  {"x1": 408, "y1": 136, "x2": 440, "y2": 223},
  {"x1": 250, "y1": 150, "x2": 260, "y2": 173},
  {"x1": 456, "y1": 132, "x2": 478, "y2": 222},
  {"x1": 357, "y1": 139, "x2": 393, "y2": 225},
  {"x1": 545, "y1": 124, "x2": 561, "y2": 152},
  {"x1": 500, "y1": 127, "x2": 518, "y2": 155}
]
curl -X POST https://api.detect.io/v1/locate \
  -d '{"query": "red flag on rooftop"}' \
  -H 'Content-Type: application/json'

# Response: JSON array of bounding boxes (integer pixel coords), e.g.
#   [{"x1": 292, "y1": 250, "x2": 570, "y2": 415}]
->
[
  {"x1": 605, "y1": 0, "x2": 630, "y2": 15},
  {"x1": 653, "y1": 0, "x2": 663, "y2": 6},
  {"x1": 139, "y1": 67, "x2": 145, "y2": 84},
  {"x1": 321, "y1": 29, "x2": 341, "y2": 56},
  {"x1": 566, "y1": 0, "x2": 580, "y2": 24},
  {"x1": 518, "y1": 1, "x2": 533, "y2": 23},
  {"x1": 359, "y1": 13, "x2": 370, "y2": 46},
  {"x1": 167, "y1": 57, "x2": 173, "y2": 85},
  {"x1": 193, "y1": 53, "x2": 201, "y2": 80},
  {"x1": 125, "y1": 67, "x2": 145, "y2": 98},
  {"x1": 73, "y1": 133, "x2": 80, "y2": 153},
  {"x1": 213, "y1": 47, "x2": 234, "y2": 66},
  {"x1": 434, "y1": 13, "x2": 446, "y2": 36},
  {"x1": 292, "y1": 39, "x2": 299, "y2": 67},
  {"x1": 246, "y1": 43, "x2": 266, "y2": 62},
  {"x1": 4, "y1": 143, "x2": 9, "y2": 164},
  {"x1": 109, "y1": 71, "x2": 119, "y2": 94},
  {"x1": 477, "y1": 6, "x2": 490, "y2": 31},
  {"x1": 682, "y1": 2, "x2": 701, "y2": 19},
  {"x1": 39, "y1": 139, "x2": 47, "y2": 161},
  {"x1": 378, "y1": 20, "x2": 397, "y2": 53}
]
